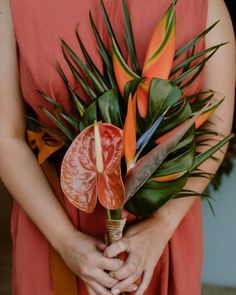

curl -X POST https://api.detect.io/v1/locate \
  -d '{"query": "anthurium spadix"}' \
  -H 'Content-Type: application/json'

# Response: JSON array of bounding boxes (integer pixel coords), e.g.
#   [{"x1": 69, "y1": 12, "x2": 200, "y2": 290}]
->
[
  {"x1": 61, "y1": 122, "x2": 125, "y2": 213},
  {"x1": 123, "y1": 94, "x2": 137, "y2": 170}
]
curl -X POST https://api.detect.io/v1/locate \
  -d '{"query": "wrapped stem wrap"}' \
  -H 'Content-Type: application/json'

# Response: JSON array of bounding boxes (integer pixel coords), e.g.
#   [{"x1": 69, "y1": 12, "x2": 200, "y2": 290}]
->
[{"x1": 105, "y1": 218, "x2": 127, "y2": 245}]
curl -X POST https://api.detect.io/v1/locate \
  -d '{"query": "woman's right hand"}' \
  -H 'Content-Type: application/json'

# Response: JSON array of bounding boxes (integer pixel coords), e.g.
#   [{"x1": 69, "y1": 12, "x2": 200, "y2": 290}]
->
[{"x1": 58, "y1": 229, "x2": 123, "y2": 295}]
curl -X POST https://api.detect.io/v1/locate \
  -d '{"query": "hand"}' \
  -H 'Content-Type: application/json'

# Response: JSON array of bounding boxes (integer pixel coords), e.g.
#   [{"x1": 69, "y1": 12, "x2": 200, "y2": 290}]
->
[
  {"x1": 104, "y1": 216, "x2": 175, "y2": 295},
  {"x1": 58, "y1": 229, "x2": 123, "y2": 295}
]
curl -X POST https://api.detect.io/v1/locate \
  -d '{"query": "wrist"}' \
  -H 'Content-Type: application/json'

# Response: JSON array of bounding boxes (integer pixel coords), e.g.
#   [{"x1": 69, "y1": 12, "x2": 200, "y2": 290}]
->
[
  {"x1": 150, "y1": 208, "x2": 178, "y2": 238},
  {"x1": 49, "y1": 222, "x2": 81, "y2": 254}
]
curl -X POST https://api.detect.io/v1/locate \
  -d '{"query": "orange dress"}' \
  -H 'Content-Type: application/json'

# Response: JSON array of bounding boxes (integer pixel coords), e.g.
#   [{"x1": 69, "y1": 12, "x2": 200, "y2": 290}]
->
[{"x1": 9, "y1": 0, "x2": 207, "y2": 294}]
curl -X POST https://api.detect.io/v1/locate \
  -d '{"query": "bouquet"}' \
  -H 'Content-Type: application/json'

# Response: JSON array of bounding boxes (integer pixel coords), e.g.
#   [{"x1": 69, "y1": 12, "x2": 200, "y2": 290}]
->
[{"x1": 27, "y1": 0, "x2": 233, "y2": 287}]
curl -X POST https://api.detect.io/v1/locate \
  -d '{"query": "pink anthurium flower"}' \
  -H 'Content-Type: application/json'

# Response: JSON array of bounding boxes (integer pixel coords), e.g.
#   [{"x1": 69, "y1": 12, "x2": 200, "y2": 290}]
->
[{"x1": 61, "y1": 122, "x2": 125, "y2": 213}]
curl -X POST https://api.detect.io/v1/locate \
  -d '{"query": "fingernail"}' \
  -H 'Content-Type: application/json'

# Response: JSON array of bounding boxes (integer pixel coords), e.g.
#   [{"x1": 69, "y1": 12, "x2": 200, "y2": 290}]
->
[
  {"x1": 109, "y1": 272, "x2": 114, "y2": 278},
  {"x1": 133, "y1": 285, "x2": 138, "y2": 291},
  {"x1": 111, "y1": 288, "x2": 120, "y2": 295}
]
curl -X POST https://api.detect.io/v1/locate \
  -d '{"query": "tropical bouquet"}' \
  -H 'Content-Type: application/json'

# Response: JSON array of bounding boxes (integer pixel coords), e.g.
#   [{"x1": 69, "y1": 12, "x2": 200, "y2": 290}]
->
[{"x1": 28, "y1": 0, "x2": 233, "y2": 250}]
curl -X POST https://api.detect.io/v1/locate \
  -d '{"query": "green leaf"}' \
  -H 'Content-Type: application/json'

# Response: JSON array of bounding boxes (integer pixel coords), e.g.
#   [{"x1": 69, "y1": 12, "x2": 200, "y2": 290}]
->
[
  {"x1": 75, "y1": 30, "x2": 109, "y2": 91},
  {"x1": 174, "y1": 21, "x2": 219, "y2": 59},
  {"x1": 171, "y1": 125, "x2": 195, "y2": 153},
  {"x1": 173, "y1": 47, "x2": 222, "y2": 86},
  {"x1": 152, "y1": 143, "x2": 195, "y2": 177},
  {"x1": 39, "y1": 106, "x2": 75, "y2": 141},
  {"x1": 171, "y1": 43, "x2": 226, "y2": 76},
  {"x1": 79, "y1": 101, "x2": 98, "y2": 131},
  {"x1": 124, "y1": 77, "x2": 144, "y2": 103},
  {"x1": 37, "y1": 90, "x2": 79, "y2": 130},
  {"x1": 89, "y1": 11, "x2": 116, "y2": 88},
  {"x1": 100, "y1": 0, "x2": 120, "y2": 49},
  {"x1": 60, "y1": 112, "x2": 79, "y2": 130},
  {"x1": 97, "y1": 88, "x2": 123, "y2": 128},
  {"x1": 57, "y1": 63, "x2": 87, "y2": 117},
  {"x1": 190, "y1": 134, "x2": 235, "y2": 171},
  {"x1": 62, "y1": 39, "x2": 105, "y2": 94},
  {"x1": 62, "y1": 45, "x2": 97, "y2": 100},
  {"x1": 139, "y1": 78, "x2": 182, "y2": 131},
  {"x1": 125, "y1": 174, "x2": 188, "y2": 216},
  {"x1": 150, "y1": 79, "x2": 182, "y2": 121},
  {"x1": 155, "y1": 99, "x2": 192, "y2": 137},
  {"x1": 122, "y1": 0, "x2": 141, "y2": 74}
]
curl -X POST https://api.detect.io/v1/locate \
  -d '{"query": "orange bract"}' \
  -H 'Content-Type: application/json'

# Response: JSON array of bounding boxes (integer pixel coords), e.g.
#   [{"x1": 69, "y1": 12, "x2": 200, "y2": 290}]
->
[
  {"x1": 61, "y1": 123, "x2": 125, "y2": 213},
  {"x1": 123, "y1": 94, "x2": 137, "y2": 169}
]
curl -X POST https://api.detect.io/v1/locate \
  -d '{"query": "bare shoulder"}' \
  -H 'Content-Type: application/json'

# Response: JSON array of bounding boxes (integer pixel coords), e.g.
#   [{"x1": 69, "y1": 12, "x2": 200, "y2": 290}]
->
[
  {"x1": 207, "y1": 0, "x2": 235, "y2": 44},
  {"x1": 0, "y1": 0, "x2": 26, "y2": 138},
  {"x1": 0, "y1": 0, "x2": 17, "y2": 53},
  {"x1": 203, "y1": 0, "x2": 235, "y2": 135}
]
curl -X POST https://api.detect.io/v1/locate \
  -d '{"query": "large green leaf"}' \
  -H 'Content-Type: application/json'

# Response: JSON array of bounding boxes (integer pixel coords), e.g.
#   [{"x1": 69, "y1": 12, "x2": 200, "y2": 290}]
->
[
  {"x1": 171, "y1": 125, "x2": 195, "y2": 153},
  {"x1": 125, "y1": 174, "x2": 188, "y2": 216},
  {"x1": 97, "y1": 88, "x2": 123, "y2": 128},
  {"x1": 152, "y1": 143, "x2": 195, "y2": 177},
  {"x1": 155, "y1": 99, "x2": 192, "y2": 137},
  {"x1": 138, "y1": 78, "x2": 182, "y2": 132},
  {"x1": 79, "y1": 101, "x2": 97, "y2": 131}
]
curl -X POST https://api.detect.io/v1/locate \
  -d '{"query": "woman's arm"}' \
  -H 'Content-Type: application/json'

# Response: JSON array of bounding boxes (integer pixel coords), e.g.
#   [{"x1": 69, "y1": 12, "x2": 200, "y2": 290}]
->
[
  {"x1": 0, "y1": 1, "x2": 122, "y2": 294},
  {"x1": 105, "y1": 1, "x2": 235, "y2": 294}
]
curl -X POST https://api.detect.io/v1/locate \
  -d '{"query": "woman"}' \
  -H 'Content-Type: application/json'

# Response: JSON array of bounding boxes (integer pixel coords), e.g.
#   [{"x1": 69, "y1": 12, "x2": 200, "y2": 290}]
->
[{"x1": 0, "y1": 0, "x2": 235, "y2": 294}]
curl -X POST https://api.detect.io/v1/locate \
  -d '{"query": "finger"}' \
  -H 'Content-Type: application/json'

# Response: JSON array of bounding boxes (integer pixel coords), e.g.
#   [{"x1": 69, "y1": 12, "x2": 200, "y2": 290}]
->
[
  {"x1": 97, "y1": 242, "x2": 107, "y2": 252},
  {"x1": 124, "y1": 284, "x2": 138, "y2": 293},
  {"x1": 110, "y1": 254, "x2": 139, "y2": 280},
  {"x1": 111, "y1": 272, "x2": 141, "y2": 294},
  {"x1": 104, "y1": 237, "x2": 129, "y2": 258},
  {"x1": 135, "y1": 268, "x2": 153, "y2": 295},
  {"x1": 99, "y1": 256, "x2": 124, "y2": 272},
  {"x1": 86, "y1": 285, "x2": 98, "y2": 295},
  {"x1": 92, "y1": 269, "x2": 118, "y2": 289},
  {"x1": 89, "y1": 281, "x2": 113, "y2": 295}
]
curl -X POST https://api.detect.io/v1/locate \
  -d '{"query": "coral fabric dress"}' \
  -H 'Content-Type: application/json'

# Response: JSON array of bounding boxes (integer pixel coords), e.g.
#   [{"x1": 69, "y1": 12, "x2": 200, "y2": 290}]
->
[{"x1": 9, "y1": 0, "x2": 207, "y2": 294}]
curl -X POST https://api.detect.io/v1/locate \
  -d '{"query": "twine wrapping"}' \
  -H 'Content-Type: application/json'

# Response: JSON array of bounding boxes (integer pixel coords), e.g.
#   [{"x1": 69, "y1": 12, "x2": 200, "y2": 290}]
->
[{"x1": 105, "y1": 218, "x2": 127, "y2": 245}]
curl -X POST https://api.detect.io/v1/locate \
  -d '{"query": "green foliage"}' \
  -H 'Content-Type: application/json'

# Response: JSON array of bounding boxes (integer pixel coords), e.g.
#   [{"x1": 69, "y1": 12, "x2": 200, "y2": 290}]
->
[{"x1": 28, "y1": 0, "x2": 234, "y2": 218}]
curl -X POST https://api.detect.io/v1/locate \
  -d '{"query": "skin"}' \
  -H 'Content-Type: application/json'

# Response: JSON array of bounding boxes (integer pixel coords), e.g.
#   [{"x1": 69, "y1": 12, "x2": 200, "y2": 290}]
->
[{"x1": 0, "y1": 0, "x2": 235, "y2": 294}]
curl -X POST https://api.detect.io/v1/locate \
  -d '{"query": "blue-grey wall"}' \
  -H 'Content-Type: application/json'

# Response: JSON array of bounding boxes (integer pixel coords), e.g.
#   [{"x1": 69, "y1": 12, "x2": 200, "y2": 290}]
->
[{"x1": 202, "y1": 159, "x2": 236, "y2": 286}]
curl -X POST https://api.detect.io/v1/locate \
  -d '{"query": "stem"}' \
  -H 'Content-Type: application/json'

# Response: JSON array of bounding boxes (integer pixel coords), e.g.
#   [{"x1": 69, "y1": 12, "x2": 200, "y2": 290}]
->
[
  {"x1": 106, "y1": 209, "x2": 111, "y2": 221},
  {"x1": 110, "y1": 208, "x2": 123, "y2": 220}
]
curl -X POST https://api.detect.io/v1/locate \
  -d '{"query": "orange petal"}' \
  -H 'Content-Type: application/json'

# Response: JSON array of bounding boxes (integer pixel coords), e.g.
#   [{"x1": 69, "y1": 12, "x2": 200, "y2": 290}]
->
[
  {"x1": 142, "y1": 4, "x2": 176, "y2": 79},
  {"x1": 136, "y1": 79, "x2": 150, "y2": 118},
  {"x1": 112, "y1": 39, "x2": 139, "y2": 96},
  {"x1": 151, "y1": 171, "x2": 187, "y2": 182},
  {"x1": 123, "y1": 94, "x2": 137, "y2": 169},
  {"x1": 195, "y1": 109, "x2": 215, "y2": 129}
]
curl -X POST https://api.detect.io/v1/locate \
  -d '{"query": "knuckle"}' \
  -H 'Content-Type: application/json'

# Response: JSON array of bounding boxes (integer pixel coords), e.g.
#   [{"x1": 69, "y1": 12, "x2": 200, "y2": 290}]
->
[
  {"x1": 81, "y1": 266, "x2": 91, "y2": 278},
  {"x1": 127, "y1": 262, "x2": 136, "y2": 273}
]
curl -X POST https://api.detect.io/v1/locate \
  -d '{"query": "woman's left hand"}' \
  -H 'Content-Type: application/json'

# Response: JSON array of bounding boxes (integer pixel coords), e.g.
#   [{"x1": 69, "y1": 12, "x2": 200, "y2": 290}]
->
[{"x1": 103, "y1": 215, "x2": 175, "y2": 295}]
